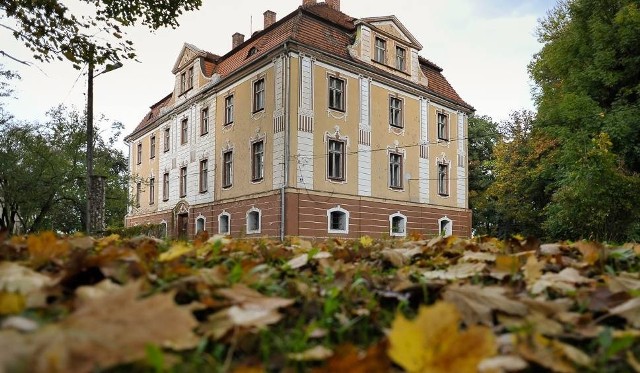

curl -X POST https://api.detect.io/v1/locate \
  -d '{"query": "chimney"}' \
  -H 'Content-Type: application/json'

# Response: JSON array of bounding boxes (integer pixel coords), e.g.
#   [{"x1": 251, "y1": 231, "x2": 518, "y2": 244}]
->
[
  {"x1": 264, "y1": 10, "x2": 276, "y2": 28},
  {"x1": 232, "y1": 32, "x2": 245, "y2": 49},
  {"x1": 326, "y1": 0, "x2": 340, "y2": 10},
  {"x1": 302, "y1": 0, "x2": 316, "y2": 6}
]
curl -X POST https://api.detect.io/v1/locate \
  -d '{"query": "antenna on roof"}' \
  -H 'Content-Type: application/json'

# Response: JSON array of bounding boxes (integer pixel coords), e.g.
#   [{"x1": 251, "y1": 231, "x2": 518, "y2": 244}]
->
[{"x1": 250, "y1": 15, "x2": 253, "y2": 35}]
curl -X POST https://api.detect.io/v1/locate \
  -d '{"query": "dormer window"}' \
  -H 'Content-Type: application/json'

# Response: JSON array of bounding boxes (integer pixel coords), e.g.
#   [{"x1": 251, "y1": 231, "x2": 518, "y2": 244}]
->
[
  {"x1": 395, "y1": 46, "x2": 406, "y2": 71},
  {"x1": 247, "y1": 47, "x2": 258, "y2": 58},
  {"x1": 187, "y1": 66, "x2": 194, "y2": 90},
  {"x1": 374, "y1": 37, "x2": 386, "y2": 63},
  {"x1": 180, "y1": 66, "x2": 194, "y2": 94}
]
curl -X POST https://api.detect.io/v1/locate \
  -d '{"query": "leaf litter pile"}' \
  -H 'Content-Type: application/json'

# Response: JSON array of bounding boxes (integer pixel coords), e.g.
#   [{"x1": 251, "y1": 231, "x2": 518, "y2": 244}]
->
[{"x1": 1, "y1": 232, "x2": 640, "y2": 372}]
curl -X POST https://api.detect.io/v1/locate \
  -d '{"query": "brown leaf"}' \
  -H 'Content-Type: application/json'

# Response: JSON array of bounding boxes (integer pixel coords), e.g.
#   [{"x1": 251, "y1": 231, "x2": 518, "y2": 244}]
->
[
  {"x1": 4, "y1": 281, "x2": 199, "y2": 373},
  {"x1": 443, "y1": 285, "x2": 528, "y2": 326},
  {"x1": 423, "y1": 262, "x2": 486, "y2": 280},
  {"x1": 609, "y1": 297, "x2": 640, "y2": 328},
  {"x1": 313, "y1": 342, "x2": 390, "y2": 373},
  {"x1": 288, "y1": 345, "x2": 333, "y2": 361},
  {"x1": 572, "y1": 241, "x2": 602, "y2": 265},
  {"x1": 216, "y1": 284, "x2": 294, "y2": 310}
]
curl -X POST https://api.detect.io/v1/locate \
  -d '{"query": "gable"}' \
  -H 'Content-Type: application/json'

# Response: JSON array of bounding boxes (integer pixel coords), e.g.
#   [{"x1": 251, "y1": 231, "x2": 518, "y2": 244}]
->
[
  {"x1": 172, "y1": 43, "x2": 205, "y2": 74},
  {"x1": 358, "y1": 16, "x2": 423, "y2": 50}
]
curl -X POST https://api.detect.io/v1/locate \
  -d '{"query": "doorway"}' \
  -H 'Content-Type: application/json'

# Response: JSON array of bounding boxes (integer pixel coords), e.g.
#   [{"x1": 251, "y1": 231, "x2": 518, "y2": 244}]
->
[{"x1": 177, "y1": 213, "x2": 188, "y2": 239}]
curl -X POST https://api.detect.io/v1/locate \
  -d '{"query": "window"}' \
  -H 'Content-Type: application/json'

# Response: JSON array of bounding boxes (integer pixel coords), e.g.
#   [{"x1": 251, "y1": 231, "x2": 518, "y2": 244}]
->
[
  {"x1": 181, "y1": 118, "x2": 188, "y2": 144},
  {"x1": 150, "y1": 136, "x2": 156, "y2": 159},
  {"x1": 199, "y1": 159, "x2": 208, "y2": 193},
  {"x1": 389, "y1": 152, "x2": 403, "y2": 189},
  {"x1": 180, "y1": 166, "x2": 187, "y2": 197},
  {"x1": 187, "y1": 66, "x2": 194, "y2": 90},
  {"x1": 224, "y1": 95, "x2": 234, "y2": 124},
  {"x1": 438, "y1": 217, "x2": 453, "y2": 237},
  {"x1": 389, "y1": 97, "x2": 403, "y2": 128},
  {"x1": 200, "y1": 107, "x2": 209, "y2": 135},
  {"x1": 218, "y1": 212, "x2": 230, "y2": 235},
  {"x1": 163, "y1": 172, "x2": 169, "y2": 201},
  {"x1": 136, "y1": 143, "x2": 142, "y2": 165},
  {"x1": 180, "y1": 72, "x2": 186, "y2": 93},
  {"x1": 390, "y1": 213, "x2": 407, "y2": 237},
  {"x1": 253, "y1": 78, "x2": 265, "y2": 112},
  {"x1": 395, "y1": 46, "x2": 406, "y2": 71},
  {"x1": 246, "y1": 208, "x2": 261, "y2": 234},
  {"x1": 222, "y1": 150, "x2": 233, "y2": 188},
  {"x1": 247, "y1": 47, "x2": 258, "y2": 57},
  {"x1": 328, "y1": 76, "x2": 345, "y2": 111},
  {"x1": 164, "y1": 128, "x2": 170, "y2": 152},
  {"x1": 135, "y1": 182, "x2": 141, "y2": 207},
  {"x1": 327, "y1": 206, "x2": 349, "y2": 234},
  {"x1": 251, "y1": 140, "x2": 264, "y2": 182},
  {"x1": 437, "y1": 112, "x2": 449, "y2": 141},
  {"x1": 196, "y1": 217, "x2": 205, "y2": 234},
  {"x1": 374, "y1": 37, "x2": 386, "y2": 63},
  {"x1": 327, "y1": 139, "x2": 345, "y2": 181},
  {"x1": 149, "y1": 178, "x2": 155, "y2": 205},
  {"x1": 438, "y1": 162, "x2": 449, "y2": 196}
]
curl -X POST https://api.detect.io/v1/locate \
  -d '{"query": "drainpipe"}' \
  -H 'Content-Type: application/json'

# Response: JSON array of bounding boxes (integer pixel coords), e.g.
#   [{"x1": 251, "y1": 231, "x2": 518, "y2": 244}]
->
[{"x1": 281, "y1": 42, "x2": 291, "y2": 241}]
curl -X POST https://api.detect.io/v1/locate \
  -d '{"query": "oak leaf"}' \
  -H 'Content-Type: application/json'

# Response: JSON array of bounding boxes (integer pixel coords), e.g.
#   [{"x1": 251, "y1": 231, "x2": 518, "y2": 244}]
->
[{"x1": 388, "y1": 301, "x2": 496, "y2": 373}]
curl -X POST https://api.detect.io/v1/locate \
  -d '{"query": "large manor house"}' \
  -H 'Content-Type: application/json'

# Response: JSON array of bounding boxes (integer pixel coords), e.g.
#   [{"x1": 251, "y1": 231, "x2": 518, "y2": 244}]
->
[{"x1": 125, "y1": 0, "x2": 473, "y2": 239}]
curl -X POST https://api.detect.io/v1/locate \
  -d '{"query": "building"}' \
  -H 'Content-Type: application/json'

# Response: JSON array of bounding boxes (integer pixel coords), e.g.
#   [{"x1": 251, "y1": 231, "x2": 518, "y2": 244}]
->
[{"x1": 124, "y1": 0, "x2": 473, "y2": 239}]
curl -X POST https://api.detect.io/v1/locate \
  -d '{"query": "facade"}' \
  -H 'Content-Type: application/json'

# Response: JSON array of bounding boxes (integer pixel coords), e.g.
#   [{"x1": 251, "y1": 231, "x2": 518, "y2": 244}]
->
[{"x1": 124, "y1": 0, "x2": 474, "y2": 239}]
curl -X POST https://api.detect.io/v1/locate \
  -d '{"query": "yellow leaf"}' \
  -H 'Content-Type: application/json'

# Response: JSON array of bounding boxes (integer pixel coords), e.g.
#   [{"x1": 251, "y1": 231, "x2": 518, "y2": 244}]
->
[
  {"x1": 27, "y1": 231, "x2": 70, "y2": 265},
  {"x1": 360, "y1": 235, "x2": 373, "y2": 248},
  {"x1": 0, "y1": 291, "x2": 25, "y2": 315},
  {"x1": 158, "y1": 242, "x2": 194, "y2": 262},
  {"x1": 388, "y1": 301, "x2": 497, "y2": 373}
]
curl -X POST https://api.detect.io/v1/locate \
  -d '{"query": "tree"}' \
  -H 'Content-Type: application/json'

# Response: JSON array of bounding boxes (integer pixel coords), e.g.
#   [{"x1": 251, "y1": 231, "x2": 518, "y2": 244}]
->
[
  {"x1": 0, "y1": 106, "x2": 128, "y2": 233},
  {"x1": 467, "y1": 114, "x2": 500, "y2": 236},
  {"x1": 1, "y1": 0, "x2": 202, "y2": 67},
  {"x1": 529, "y1": 0, "x2": 640, "y2": 240}
]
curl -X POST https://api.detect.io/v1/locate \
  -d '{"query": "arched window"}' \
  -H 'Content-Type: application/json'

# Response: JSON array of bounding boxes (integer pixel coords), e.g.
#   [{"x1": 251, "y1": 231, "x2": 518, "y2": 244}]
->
[
  {"x1": 389, "y1": 212, "x2": 407, "y2": 237},
  {"x1": 246, "y1": 207, "x2": 261, "y2": 234},
  {"x1": 438, "y1": 216, "x2": 453, "y2": 237},
  {"x1": 196, "y1": 215, "x2": 206, "y2": 234},
  {"x1": 218, "y1": 211, "x2": 231, "y2": 235},
  {"x1": 327, "y1": 205, "x2": 349, "y2": 234},
  {"x1": 159, "y1": 220, "x2": 168, "y2": 238}
]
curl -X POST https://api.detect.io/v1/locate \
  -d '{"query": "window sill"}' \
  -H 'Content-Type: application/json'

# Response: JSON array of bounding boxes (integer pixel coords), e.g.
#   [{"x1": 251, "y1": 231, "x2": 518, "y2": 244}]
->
[
  {"x1": 328, "y1": 106, "x2": 345, "y2": 113},
  {"x1": 252, "y1": 108, "x2": 265, "y2": 115},
  {"x1": 200, "y1": 132, "x2": 208, "y2": 137},
  {"x1": 328, "y1": 229, "x2": 348, "y2": 234},
  {"x1": 251, "y1": 177, "x2": 264, "y2": 184}
]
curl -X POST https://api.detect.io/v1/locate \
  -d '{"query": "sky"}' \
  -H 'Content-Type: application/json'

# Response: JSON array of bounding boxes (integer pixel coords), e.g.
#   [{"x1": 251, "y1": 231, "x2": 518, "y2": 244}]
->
[{"x1": 1, "y1": 0, "x2": 557, "y2": 145}]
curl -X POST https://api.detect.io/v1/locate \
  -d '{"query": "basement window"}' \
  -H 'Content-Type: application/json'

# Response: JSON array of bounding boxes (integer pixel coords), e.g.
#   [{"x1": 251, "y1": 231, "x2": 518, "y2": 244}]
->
[{"x1": 327, "y1": 206, "x2": 349, "y2": 234}]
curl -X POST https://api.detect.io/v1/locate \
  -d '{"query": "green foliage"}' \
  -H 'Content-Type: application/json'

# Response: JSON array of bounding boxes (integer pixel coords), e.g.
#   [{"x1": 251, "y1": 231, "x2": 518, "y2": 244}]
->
[
  {"x1": 0, "y1": 106, "x2": 128, "y2": 233},
  {"x1": 2, "y1": 0, "x2": 202, "y2": 68},
  {"x1": 467, "y1": 114, "x2": 500, "y2": 235},
  {"x1": 105, "y1": 223, "x2": 166, "y2": 239}
]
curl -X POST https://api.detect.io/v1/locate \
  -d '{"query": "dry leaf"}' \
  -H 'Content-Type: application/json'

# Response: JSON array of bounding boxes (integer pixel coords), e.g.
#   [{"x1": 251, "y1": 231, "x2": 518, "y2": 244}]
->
[
  {"x1": 523, "y1": 255, "x2": 544, "y2": 285},
  {"x1": 516, "y1": 333, "x2": 590, "y2": 373},
  {"x1": 443, "y1": 285, "x2": 528, "y2": 326},
  {"x1": 0, "y1": 281, "x2": 199, "y2": 373},
  {"x1": 609, "y1": 297, "x2": 640, "y2": 328},
  {"x1": 530, "y1": 267, "x2": 593, "y2": 295},
  {"x1": 461, "y1": 251, "x2": 496, "y2": 262},
  {"x1": 423, "y1": 262, "x2": 486, "y2": 280},
  {"x1": 572, "y1": 241, "x2": 601, "y2": 265},
  {"x1": 388, "y1": 301, "x2": 497, "y2": 373},
  {"x1": 478, "y1": 355, "x2": 528, "y2": 372},
  {"x1": 604, "y1": 273, "x2": 640, "y2": 293},
  {"x1": 0, "y1": 291, "x2": 24, "y2": 315},
  {"x1": 627, "y1": 351, "x2": 640, "y2": 373},
  {"x1": 313, "y1": 342, "x2": 390, "y2": 373},
  {"x1": 288, "y1": 345, "x2": 333, "y2": 361},
  {"x1": 26, "y1": 231, "x2": 71, "y2": 265},
  {"x1": 158, "y1": 242, "x2": 194, "y2": 262},
  {"x1": 216, "y1": 284, "x2": 294, "y2": 310},
  {"x1": 0, "y1": 262, "x2": 52, "y2": 309}
]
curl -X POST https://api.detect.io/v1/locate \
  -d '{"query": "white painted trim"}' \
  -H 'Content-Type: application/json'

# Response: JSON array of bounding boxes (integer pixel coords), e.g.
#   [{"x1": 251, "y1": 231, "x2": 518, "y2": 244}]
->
[
  {"x1": 438, "y1": 216, "x2": 453, "y2": 237},
  {"x1": 327, "y1": 205, "x2": 349, "y2": 234},
  {"x1": 246, "y1": 206, "x2": 261, "y2": 234},
  {"x1": 195, "y1": 214, "x2": 206, "y2": 233},
  {"x1": 218, "y1": 210, "x2": 231, "y2": 235},
  {"x1": 389, "y1": 212, "x2": 407, "y2": 237},
  {"x1": 314, "y1": 60, "x2": 361, "y2": 79}
]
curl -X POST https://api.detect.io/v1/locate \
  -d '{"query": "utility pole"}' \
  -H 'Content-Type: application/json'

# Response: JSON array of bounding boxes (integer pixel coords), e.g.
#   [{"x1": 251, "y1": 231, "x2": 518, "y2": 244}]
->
[{"x1": 86, "y1": 55, "x2": 94, "y2": 235}]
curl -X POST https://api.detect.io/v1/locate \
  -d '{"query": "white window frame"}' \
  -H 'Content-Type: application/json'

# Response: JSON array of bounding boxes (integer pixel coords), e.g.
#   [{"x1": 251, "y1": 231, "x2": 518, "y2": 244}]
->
[
  {"x1": 195, "y1": 215, "x2": 206, "y2": 234},
  {"x1": 160, "y1": 220, "x2": 168, "y2": 237},
  {"x1": 136, "y1": 143, "x2": 142, "y2": 165},
  {"x1": 327, "y1": 205, "x2": 349, "y2": 234},
  {"x1": 200, "y1": 107, "x2": 209, "y2": 135},
  {"x1": 150, "y1": 135, "x2": 156, "y2": 159},
  {"x1": 162, "y1": 172, "x2": 169, "y2": 201},
  {"x1": 246, "y1": 207, "x2": 262, "y2": 234},
  {"x1": 328, "y1": 76, "x2": 345, "y2": 112},
  {"x1": 149, "y1": 177, "x2": 155, "y2": 205},
  {"x1": 179, "y1": 166, "x2": 187, "y2": 198},
  {"x1": 389, "y1": 212, "x2": 407, "y2": 237},
  {"x1": 218, "y1": 211, "x2": 231, "y2": 235},
  {"x1": 389, "y1": 96, "x2": 403, "y2": 128},
  {"x1": 251, "y1": 140, "x2": 265, "y2": 182},
  {"x1": 180, "y1": 118, "x2": 188, "y2": 145},
  {"x1": 253, "y1": 78, "x2": 265, "y2": 113},
  {"x1": 199, "y1": 159, "x2": 208, "y2": 193},
  {"x1": 437, "y1": 160, "x2": 450, "y2": 197},
  {"x1": 395, "y1": 46, "x2": 406, "y2": 71},
  {"x1": 224, "y1": 94, "x2": 234, "y2": 125},
  {"x1": 327, "y1": 138, "x2": 346, "y2": 181},
  {"x1": 222, "y1": 150, "x2": 233, "y2": 188},
  {"x1": 163, "y1": 127, "x2": 170, "y2": 152},
  {"x1": 438, "y1": 216, "x2": 453, "y2": 237},
  {"x1": 374, "y1": 37, "x2": 386, "y2": 63},
  {"x1": 389, "y1": 151, "x2": 403, "y2": 189},
  {"x1": 437, "y1": 112, "x2": 450, "y2": 141}
]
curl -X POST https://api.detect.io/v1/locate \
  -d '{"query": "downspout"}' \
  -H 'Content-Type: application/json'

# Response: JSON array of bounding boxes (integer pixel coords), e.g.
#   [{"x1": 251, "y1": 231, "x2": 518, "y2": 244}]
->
[{"x1": 280, "y1": 42, "x2": 291, "y2": 241}]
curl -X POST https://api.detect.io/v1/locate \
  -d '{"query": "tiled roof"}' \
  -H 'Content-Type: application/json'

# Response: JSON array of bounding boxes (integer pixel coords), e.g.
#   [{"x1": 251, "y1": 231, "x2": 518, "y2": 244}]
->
[
  {"x1": 129, "y1": 93, "x2": 172, "y2": 137},
  {"x1": 129, "y1": 2, "x2": 471, "y2": 139}
]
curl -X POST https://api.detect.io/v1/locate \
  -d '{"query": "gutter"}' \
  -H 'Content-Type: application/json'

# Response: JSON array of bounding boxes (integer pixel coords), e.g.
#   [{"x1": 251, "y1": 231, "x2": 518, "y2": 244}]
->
[{"x1": 281, "y1": 41, "x2": 291, "y2": 241}]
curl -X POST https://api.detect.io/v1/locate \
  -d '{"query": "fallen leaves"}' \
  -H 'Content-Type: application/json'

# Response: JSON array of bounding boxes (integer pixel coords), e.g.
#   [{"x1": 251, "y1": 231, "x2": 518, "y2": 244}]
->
[
  {"x1": 388, "y1": 301, "x2": 497, "y2": 373},
  {"x1": 1, "y1": 232, "x2": 640, "y2": 372}
]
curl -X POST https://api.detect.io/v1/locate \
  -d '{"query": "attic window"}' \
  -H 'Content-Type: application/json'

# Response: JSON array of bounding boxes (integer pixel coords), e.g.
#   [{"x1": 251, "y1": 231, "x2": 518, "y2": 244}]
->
[{"x1": 247, "y1": 47, "x2": 258, "y2": 58}]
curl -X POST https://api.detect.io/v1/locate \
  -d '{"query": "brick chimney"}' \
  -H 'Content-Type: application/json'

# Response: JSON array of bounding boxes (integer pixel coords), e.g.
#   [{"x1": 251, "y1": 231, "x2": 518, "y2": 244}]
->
[
  {"x1": 302, "y1": 0, "x2": 317, "y2": 6},
  {"x1": 264, "y1": 10, "x2": 276, "y2": 28},
  {"x1": 326, "y1": 0, "x2": 340, "y2": 10},
  {"x1": 232, "y1": 32, "x2": 245, "y2": 49}
]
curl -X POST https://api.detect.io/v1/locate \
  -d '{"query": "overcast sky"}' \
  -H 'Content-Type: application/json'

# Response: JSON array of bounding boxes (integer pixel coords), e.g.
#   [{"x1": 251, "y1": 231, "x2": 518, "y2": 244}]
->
[{"x1": 1, "y1": 0, "x2": 556, "y2": 144}]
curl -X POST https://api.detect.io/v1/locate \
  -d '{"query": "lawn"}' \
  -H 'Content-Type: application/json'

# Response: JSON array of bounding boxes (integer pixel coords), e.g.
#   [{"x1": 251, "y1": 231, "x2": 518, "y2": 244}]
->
[{"x1": 1, "y1": 231, "x2": 640, "y2": 372}]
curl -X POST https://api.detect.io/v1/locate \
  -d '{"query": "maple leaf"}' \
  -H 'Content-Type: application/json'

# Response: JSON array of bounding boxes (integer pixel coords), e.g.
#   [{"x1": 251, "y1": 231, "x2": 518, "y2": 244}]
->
[
  {"x1": 26, "y1": 231, "x2": 71, "y2": 266},
  {"x1": 0, "y1": 281, "x2": 199, "y2": 373},
  {"x1": 388, "y1": 301, "x2": 497, "y2": 373}
]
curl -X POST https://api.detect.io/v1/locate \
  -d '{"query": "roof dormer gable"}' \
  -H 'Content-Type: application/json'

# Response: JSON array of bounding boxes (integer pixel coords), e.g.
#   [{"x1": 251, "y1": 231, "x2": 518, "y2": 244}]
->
[
  {"x1": 356, "y1": 15, "x2": 423, "y2": 51},
  {"x1": 172, "y1": 43, "x2": 207, "y2": 74}
]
